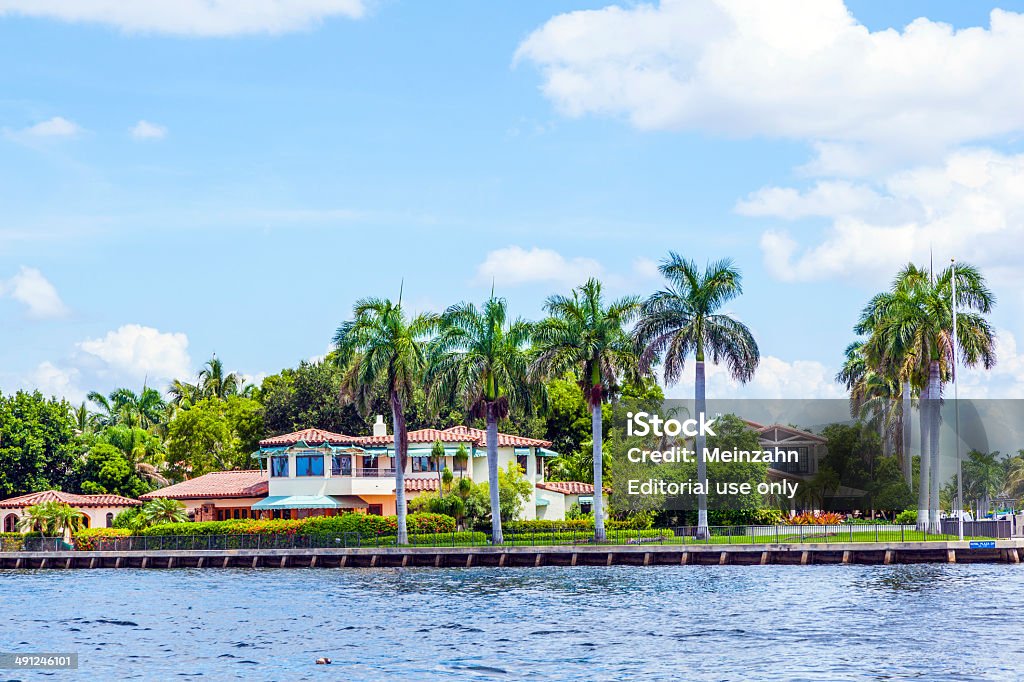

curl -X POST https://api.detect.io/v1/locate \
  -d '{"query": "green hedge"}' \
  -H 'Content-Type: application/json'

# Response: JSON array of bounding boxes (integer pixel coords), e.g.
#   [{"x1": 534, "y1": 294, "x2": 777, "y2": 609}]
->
[
  {"x1": 499, "y1": 518, "x2": 656, "y2": 533},
  {"x1": 503, "y1": 528, "x2": 673, "y2": 544},
  {"x1": 0, "y1": 532, "x2": 23, "y2": 552},
  {"x1": 373, "y1": 531, "x2": 488, "y2": 546},
  {"x1": 73, "y1": 528, "x2": 130, "y2": 551},
  {"x1": 140, "y1": 512, "x2": 456, "y2": 538}
]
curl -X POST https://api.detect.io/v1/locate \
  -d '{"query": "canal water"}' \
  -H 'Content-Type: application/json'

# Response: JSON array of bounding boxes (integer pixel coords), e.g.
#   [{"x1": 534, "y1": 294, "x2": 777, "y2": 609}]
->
[{"x1": 1, "y1": 564, "x2": 1022, "y2": 680}]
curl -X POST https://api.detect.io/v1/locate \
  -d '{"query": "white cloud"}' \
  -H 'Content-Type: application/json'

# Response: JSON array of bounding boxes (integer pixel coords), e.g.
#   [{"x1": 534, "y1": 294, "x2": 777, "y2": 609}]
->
[
  {"x1": 753, "y1": 149, "x2": 1024, "y2": 285},
  {"x1": 130, "y1": 120, "x2": 167, "y2": 140},
  {"x1": 474, "y1": 246, "x2": 603, "y2": 288},
  {"x1": 632, "y1": 257, "x2": 661, "y2": 280},
  {"x1": 517, "y1": 1, "x2": 1024, "y2": 169},
  {"x1": 960, "y1": 329, "x2": 1024, "y2": 399},
  {"x1": 0, "y1": 0, "x2": 365, "y2": 36},
  {"x1": 0, "y1": 266, "x2": 69, "y2": 319},
  {"x1": 19, "y1": 116, "x2": 81, "y2": 138},
  {"x1": 77, "y1": 324, "x2": 191, "y2": 382},
  {"x1": 661, "y1": 355, "x2": 844, "y2": 400},
  {"x1": 27, "y1": 361, "x2": 84, "y2": 403}
]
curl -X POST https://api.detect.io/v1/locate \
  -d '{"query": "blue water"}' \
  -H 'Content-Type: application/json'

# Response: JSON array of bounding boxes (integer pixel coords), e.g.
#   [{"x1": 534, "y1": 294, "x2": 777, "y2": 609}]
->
[{"x1": 1, "y1": 564, "x2": 1023, "y2": 681}]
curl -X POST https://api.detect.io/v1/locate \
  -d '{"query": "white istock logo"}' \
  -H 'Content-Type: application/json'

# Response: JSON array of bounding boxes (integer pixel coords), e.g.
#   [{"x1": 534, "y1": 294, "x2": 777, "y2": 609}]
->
[{"x1": 626, "y1": 412, "x2": 717, "y2": 438}]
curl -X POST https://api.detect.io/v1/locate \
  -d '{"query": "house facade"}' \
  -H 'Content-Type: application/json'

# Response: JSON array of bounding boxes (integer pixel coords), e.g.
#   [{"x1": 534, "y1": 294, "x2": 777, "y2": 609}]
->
[
  {"x1": 139, "y1": 470, "x2": 269, "y2": 521},
  {"x1": 0, "y1": 490, "x2": 142, "y2": 532},
  {"x1": 251, "y1": 418, "x2": 567, "y2": 520}
]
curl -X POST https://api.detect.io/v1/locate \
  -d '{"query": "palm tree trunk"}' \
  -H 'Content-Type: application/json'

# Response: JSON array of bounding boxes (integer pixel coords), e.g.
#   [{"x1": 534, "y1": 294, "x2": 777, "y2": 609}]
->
[
  {"x1": 901, "y1": 381, "x2": 912, "y2": 486},
  {"x1": 927, "y1": 361, "x2": 942, "y2": 534},
  {"x1": 695, "y1": 359, "x2": 709, "y2": 539},
  {"x1": 391, "y1": 392, "x2": 408, "y2": 545},
  {"x1": 592, "y1": 402, "x2": 606, "y2": 543},
  {"x1": 881, "y1": 401, "x2": 892, "y2": 458},
  {"x1": 917, "y1": 381, "x2": 930, "y2": 532},
  {"x1": 486, "y1": 406, "x2": 503, "y2": 545}
]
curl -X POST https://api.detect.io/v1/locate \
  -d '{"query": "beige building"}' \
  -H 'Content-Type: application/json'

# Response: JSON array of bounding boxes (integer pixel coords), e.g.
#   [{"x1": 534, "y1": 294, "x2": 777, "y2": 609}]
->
[
  {"x1": 0, "y1": 490, "x2": 141, "y2": 531},
  {"x1": 140, "y1": 470, "x2": 268, "y2": 521}
]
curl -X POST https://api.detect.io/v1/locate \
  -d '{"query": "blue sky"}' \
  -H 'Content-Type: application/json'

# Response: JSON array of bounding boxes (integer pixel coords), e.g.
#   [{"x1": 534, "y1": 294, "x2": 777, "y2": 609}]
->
[{"x1": 3, "y1": 0, "x2": 1024, "y2": 402}]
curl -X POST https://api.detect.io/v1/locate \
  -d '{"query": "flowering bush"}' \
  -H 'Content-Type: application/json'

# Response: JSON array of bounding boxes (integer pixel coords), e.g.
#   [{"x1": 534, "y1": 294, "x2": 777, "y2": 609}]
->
[
  {"x1": 139, "y1": 512, "x2": 455, "y2": 538},
  {"x1": 73, "y1": 527, "x2": 130, "y2": 550},
  {"x1": 0, "y1": 532, "x2": 24, "y2": 551},
  {"x1": 785, "y1": 512, "x2": 845, "y2": 525}
]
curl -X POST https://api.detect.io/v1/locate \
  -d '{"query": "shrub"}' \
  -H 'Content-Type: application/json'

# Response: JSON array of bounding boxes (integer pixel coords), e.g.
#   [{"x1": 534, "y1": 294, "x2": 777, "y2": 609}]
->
[
  {"x1": 73, "y1": 528, "x2": 130, "y2": 551},
  {"x1": 139, "y1": 512, "x2": 456, "y2": 538},
  {"x1": 785, "y1": 511, "x2": 845, "y2": 525},
  {"x1": 499, "y1": 519, "x2": 595, "y2": 533},
  {"x1": 0, "y1": 532, "x2": 24, "y2": 552},
  {"x1": 372, "y1": 531, "x2": 487, "y2": 546},
  {"x1": 894, "y1": 509, "x2": 918, "y2": 525}
]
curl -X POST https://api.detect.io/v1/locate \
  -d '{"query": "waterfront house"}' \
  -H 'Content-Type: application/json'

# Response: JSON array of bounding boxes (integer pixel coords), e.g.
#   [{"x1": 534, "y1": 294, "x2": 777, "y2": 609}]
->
[
  {"x1": 0, "y1": 490, "x2": 142, "y2": 531},
  {"x1": 251, "y1": 418, "x2": 571, "y2": 520},
  {"x1": 535, "y1": 481, "x2": 611, "y2": 520},
  {"x1": 140, "y1": 470, "x2": 269, "y2": 521}
]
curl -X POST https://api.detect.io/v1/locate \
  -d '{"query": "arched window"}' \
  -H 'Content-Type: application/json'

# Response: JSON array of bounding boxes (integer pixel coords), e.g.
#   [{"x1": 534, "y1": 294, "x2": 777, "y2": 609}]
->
[
  {"x1": 3, "y1": 513, "x2": 17, "y2": 533},
  {"x1": 80, "y1": 514, "x2": 90, "y2": 528},
  {"x1": 106, "y1": 513, "x2": 114, "y2": 528}
]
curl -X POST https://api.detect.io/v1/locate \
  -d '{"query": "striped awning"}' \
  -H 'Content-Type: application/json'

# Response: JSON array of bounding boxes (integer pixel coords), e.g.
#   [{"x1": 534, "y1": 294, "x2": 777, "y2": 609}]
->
[{"x1": 252, "y1": 495, "x2": 346, "y2": 510}]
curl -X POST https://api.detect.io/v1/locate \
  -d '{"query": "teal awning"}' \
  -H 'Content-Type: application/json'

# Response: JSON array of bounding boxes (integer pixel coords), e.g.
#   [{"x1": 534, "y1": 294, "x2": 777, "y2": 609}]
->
[
  {"x1": 538, "y1": 448, "x2": 560, "y2": 458},
  {"x1": 578, "y1": 496, "x2": 594, "y2": 504},
  {"x1": 252, "y1": 495, "x2": 342, "y2": 510},
  {"x1": 535, "y1": 498, "x2": 550, "y2": 506}
]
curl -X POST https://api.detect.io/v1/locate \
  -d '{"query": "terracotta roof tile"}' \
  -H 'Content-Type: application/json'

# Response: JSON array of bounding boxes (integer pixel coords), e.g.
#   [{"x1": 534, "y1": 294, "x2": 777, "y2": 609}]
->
[
  {"x1": 259, "y1": 428, "x2": 361, "y2": 447},
  {"x1": 0, "y1": 490, "x2": 142, "y2": 508},
  {"x1": 535, "y1": 481, "x2": 609, "y2": 495},
  {"x1": 400, "y1": 477, "x2": 442, "y2": 493},
  {"x1": 140, "y1": 470, "x2": 268, "y2": 500},
  {"x1": 359, "y1": 425, "x2": 551, "y2": 448}
]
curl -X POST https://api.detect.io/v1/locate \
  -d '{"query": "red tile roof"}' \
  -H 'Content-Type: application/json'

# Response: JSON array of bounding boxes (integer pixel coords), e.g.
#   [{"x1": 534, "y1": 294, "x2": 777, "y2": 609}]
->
[
  {"x1": 259, "y1": 428, "x2": 361, "y2": 447},
  {"x1": 400, "y1": 477, "x2": 442, "y2": 493},
  {"x1": 535, "y1": 481, "x2": 609, "y2": 495},
  {"x1": 140, "y1": 470, "x2": 268, "y2": 500},
  {"x1": 0, "y1": 490, "x2": 142, "y2": 508},
  {"x1": 359, "y1": 425, "x2": 551, "y2": 448}
]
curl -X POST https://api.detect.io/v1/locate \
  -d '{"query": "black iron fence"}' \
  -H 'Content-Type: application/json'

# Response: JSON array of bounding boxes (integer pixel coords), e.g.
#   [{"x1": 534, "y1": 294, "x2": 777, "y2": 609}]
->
[{"x1": 11, "y1": 522, "x2": 1012, "y2": 553}]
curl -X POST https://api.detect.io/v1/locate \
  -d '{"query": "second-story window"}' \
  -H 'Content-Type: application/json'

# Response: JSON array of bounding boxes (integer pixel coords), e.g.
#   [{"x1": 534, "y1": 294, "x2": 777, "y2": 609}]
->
[
  {"x1": 271, "y1": 456, "x2": 289, "y2": 478},
  {"x1": 516, "y1": 454, "x2": 529, "y2": 474},
  {"x1": 411, "y1": 456, "x2": 438, "y2": 472},
  {"x1": 296, "y1": 454, "x2": 325, "y2": 477},
  {"x1": 332, "y1": 454, "x2": 352, "y2": 476}
]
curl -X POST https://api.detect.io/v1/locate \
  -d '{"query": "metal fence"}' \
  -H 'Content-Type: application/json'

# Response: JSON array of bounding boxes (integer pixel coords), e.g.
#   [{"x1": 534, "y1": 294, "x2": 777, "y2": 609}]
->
[{"x1": 13, "y1": 522, "x2": 1011, "y2": 552}]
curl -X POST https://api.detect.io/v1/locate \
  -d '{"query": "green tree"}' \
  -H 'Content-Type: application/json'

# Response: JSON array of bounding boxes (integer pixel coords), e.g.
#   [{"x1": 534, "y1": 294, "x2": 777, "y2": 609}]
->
[
  {"x1": 425, "y1": 295, "x2": 536, "y2": 544},
  {"x1": 333, "y1": 296, "x2": 436, "y2": 545},
  {"x1": 79, "y1": 442, "x2": 153, "y2": 498},
  {"x1": 260, "y1": 358, "x2": 371, "y2": 436},
  {"x1": 139, "y1": 498, "x2": 188, "y2": 526},
  {"x1": 19, "y1": 501, "x2": 84, "y2": 540},
  {"x1": 0, "y1": 390, "x2": 79, "y2": 497},
  {"x1": 633, "y1": 254, "x2": 760, "y2": 538},
  {"x1": 197, "y1": 355, "x2": 242, "y2": 400},
  {"x1": 165, "y1": 397, "x2": 262, "y2": 477},
  {"x1": 532, "y1": 278, "x2": 640, "y2": 541},
  {"x1": 479, "y1": 462, "x2": 533, "y2": 523}
]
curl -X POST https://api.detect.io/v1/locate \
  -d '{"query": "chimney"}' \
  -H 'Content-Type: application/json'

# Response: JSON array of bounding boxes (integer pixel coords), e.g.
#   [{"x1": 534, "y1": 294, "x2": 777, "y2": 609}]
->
[{"x1": 372, "y1": 415, "x2": 388, "y2": 437}]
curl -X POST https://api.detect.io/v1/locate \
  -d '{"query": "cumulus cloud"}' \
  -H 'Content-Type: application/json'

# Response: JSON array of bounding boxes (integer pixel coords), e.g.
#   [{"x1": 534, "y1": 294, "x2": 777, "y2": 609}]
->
[
  {"x1": 77, "y1": 324, "x2": 191, "y2": 382},
  {"x1": 474, "y1": 246, "x2": 603, "y2": 288},
  {"x1": 15, "y1": 116, "x2": 81, "y2": 138},
  {"x1": 0, "y1": 267, "x2": 69, "y2": 319},
  {"x1": 130, "y1": 120, "x2": 167, "y2": 140},
  {"x1": 959, "y1": 329, "x2": 1024, "y2": 399},
  {"x1": 0, "y1": 0, "x2": 365, "y2": 36},
  {"x1": 27, "y1": 361, "x2": 84, "y2": 403},
  {"x1": 661, "y1": 354, "x2": 845, "y2": 400},
  {"x1": 517, "y1": 1, "x2": 1024, "y2": 169},
  {"x1": 752, "y1": 149, "x2": 1024, "y2": 285}
]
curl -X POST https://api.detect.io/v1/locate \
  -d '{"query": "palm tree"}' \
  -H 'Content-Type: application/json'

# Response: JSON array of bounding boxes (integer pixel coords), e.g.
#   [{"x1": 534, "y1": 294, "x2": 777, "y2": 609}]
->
[
  {"x1": 197, "y1": 356, "x2": 241, "y2": 400},
  {"x1": 19, "y1": 501, "x2": 84, "y2": 540},
  {"x1": 864, "y1": 263, "x2": 995, "y2": 532},
  {"x1": 633, "y1": 254, "x2": 760, "y2": 538},
  {"x1": 425, "y1": 296, "x2": 535, "y2": 545},
  {"x1": 333, "y1": 296, "x2": 436, "y2": 545},
  {"x1": 139, "y1": 498, "x2": 188, "y2": 526},
  {"x1": 87, "y1": 391, "x2": 120, "y2": 428},
  {"x1": 532, "y1": 278, "x2": 640, "y2": 542},
  {"x1": 168, "y1": 379, "x2": 201, "y2": 407},
  {"x1": 962, "y1": 450, "x2": 1005, "y2": 518},
  {"x1": 110, "y1": 386, "x2": 167, "y2": 431},
  {"x1": 103, "y1": 426, "x2": 170, "y2": 487},
  {"x1": 69, "y1": 402, "x2": 97, "y2": 435}
]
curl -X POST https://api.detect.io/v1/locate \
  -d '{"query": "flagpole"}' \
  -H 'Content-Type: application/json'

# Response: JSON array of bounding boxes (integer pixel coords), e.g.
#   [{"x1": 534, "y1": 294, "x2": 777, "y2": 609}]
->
[{"x1": 952, "y1": 258, "x2": 964, "y2": 542}]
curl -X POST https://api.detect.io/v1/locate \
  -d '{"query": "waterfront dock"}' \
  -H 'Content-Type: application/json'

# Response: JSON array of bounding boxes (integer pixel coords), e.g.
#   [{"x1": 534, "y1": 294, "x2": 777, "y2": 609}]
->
[{"x1": 3, "y1": 540, "x2": 1023, "y2": 569}]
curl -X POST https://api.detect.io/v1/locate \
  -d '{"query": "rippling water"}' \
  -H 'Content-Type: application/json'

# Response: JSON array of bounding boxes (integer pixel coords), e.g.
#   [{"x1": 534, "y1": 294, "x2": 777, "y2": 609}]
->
[{"x1": 2, "y1": 564, "x2": 1023, "y2": 680}]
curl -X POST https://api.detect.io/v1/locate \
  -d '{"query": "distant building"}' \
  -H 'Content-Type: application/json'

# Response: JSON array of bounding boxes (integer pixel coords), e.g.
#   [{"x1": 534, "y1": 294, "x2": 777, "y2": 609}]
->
[
  {"x1": 535, "y1": 481, "x2": 610, "y2": 520},
  {"x1": 0, "y1": 490, "x2": 142, "y2": 532},
  {"x1": 140, "y1": 470, "x2": 268, "y2": 521},
  {"x1": 250, "y1": 419, "x2": 577, "y2": 520}
]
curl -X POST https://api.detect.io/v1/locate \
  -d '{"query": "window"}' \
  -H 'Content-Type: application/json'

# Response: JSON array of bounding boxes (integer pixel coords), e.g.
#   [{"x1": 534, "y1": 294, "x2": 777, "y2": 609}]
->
[
  {"x1": 580, "y1": 500, "x2": 593, "y2": 514},
  {"x1": 412, "y1": 456, "x2": 438, "y2": 472},
  {"x1": 106, "y1": 512, "x2": 114, "y2": 528},
  {"x1": 367, "y1": 504, "x2": 383, "y2": 516},
  {"x1": 453, "y1": 456, "x2": 466, "y2": 473},
  {"x1": 271, "y1": 456, "x2": 289, "y2": 478},
  {"x1": 296, "y1": 454, "x2": 325, "y2": 477},
  {"x1": 516, "y1": 454, "x2": 529, "y2": 474},
  {"x1": 332, "y1": 454, "x2": 353, "y2": 476}
]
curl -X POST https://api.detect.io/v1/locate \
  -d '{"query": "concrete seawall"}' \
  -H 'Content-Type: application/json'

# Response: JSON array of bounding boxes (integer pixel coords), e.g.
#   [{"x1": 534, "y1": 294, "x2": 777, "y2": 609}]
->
[{"x1": 2, "y1": 540, "x2": 1024, "y2": 569}]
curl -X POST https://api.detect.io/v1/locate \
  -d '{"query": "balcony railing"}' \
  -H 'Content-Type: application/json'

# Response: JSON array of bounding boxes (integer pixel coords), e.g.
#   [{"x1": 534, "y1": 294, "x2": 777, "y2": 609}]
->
[{"x1": 353, "y1": 467, "x2": 396, "y2": 478}]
